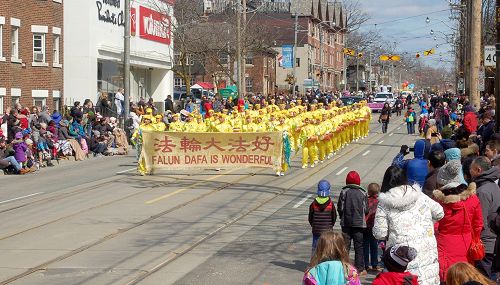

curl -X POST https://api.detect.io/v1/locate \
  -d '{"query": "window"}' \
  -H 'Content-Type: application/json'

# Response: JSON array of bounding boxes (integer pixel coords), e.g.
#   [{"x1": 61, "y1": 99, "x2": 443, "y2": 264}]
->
[
  {"x1": 245, "y1": 77, "x2": 253, "y2": 93},
  {"x1": 53, "y1": 35, "x2": 60, "y2": 64},
  {"x1": 0, "y1": 24, "x2": 3, "y2": 59},
  {"x1": 0, "y1": 96, "x2": 3, "y2": 114},
  {"x1": 245, "y1": 53, "x2": 253, "y2": 65},
  {"x1": 53, "y1": 98, "x2": 60, "y2": 111},
  {"x1": 33, "y1": 33, "x2": 45, "y2": 63},
  {"x1": 33, "y1": 98, "x2": 46, "y2": 109},
  {"x1": 11, "y1": 27, "x2": 19, "y2": 60},
  {"x1": 174, "y1": 78, "x2": 182, "y2": 87},
  {"x1": 296, "y1": 58, "x2": 300, "y2": 67}
]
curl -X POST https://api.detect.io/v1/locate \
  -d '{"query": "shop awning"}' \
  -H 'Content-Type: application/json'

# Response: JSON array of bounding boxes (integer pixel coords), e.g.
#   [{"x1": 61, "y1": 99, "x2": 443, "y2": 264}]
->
[{"x1": 191, "y1": 82, "x2": 215, "y2": 90}]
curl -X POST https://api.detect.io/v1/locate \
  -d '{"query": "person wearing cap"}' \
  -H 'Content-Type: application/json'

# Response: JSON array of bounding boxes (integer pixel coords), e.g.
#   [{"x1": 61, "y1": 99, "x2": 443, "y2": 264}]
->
[
  {"x1": 374, "y1": 166, "x2": 443, "y2": 285},
  {"x1": 308, "y1": 180, "x2": 337, "y2": 253},
  {"x1": 477, "y1": 111, "x2": 495, "y2": 153},
  {"x1": 444, "y1": 148, "x2": 468, "y2": 185},
  {"x1": 337, "y1": 170, "x2": 368, "y2": 274},
  {"x1": 469, "y1": 156, "x2": 500, "y2": 278},
  {"x1": 392, "y1": 140, "x2": 429, "y2": 187},
  {"x1": 432, "y1": 160, "x2": 483, "y2": 282},
  {"x1": 372, "y1": 245, "x2": 419, "y2": 285}
]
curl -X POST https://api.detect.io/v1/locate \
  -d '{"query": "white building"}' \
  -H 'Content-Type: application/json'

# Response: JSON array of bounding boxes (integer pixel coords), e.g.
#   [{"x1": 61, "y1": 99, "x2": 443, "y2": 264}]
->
[{"x1": 64, "y1": 0, "x2": 174, "y2": 108}]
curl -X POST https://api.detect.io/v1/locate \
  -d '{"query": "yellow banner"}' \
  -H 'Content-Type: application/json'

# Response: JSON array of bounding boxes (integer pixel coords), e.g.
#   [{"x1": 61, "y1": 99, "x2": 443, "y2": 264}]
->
[{"x1": 140, "y1": 131, "x2": 283, "y2": 173}]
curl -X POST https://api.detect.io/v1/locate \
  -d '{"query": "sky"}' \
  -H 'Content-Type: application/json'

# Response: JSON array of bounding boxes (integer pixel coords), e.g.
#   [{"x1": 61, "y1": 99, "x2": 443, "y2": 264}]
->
[{"x1": 358, "y1": 0, "x2": 456, "y2": 69}]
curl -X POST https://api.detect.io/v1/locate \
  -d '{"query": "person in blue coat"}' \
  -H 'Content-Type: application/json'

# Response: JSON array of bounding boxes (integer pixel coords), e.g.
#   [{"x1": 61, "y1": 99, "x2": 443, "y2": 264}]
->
[{"x1": 392, "y1": 140, "x2": 428, "y2": 187}]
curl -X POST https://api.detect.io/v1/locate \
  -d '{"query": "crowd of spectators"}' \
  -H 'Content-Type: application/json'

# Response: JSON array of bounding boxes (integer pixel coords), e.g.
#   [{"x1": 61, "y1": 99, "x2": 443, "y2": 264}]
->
[{"x1": 0, "y1": 95, "x2": 129, "y2": 175}]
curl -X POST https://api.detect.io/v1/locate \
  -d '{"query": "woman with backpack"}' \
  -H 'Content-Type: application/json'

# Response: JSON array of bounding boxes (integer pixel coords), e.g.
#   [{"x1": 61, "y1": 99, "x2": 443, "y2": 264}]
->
[
  {"x1": 378, "y1": 103, "x2": 391, "y2": 134},
  {"x1": 404, "y1": 107, "x2": 416, "y2": 135}
]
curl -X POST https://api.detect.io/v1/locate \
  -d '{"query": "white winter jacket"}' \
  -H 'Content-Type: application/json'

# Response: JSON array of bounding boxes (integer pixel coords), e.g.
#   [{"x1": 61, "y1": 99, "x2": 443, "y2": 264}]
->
[{"x1": 373, "y1": 184, "x2": 444, "y2": 285}]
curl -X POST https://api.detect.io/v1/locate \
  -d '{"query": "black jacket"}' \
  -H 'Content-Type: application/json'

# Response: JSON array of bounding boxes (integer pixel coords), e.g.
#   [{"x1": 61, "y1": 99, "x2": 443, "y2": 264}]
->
[
  {"x1": 165, "y1": 99, "x2": 175, "y2": 113},
  {"x1": 337, "y1": 185, "x2": 368, "y2": 228},
  {"x1": 308, "y1": 198, "x2": 337, "y2": 235},
  {"x1": 474, "y1": 167, "x2": 500, "y2": 253}
]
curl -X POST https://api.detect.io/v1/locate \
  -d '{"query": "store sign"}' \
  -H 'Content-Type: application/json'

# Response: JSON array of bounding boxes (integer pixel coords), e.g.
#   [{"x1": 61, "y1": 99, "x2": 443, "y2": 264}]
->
[
  {"x1": 131, "y1": 7, "x2": 136, "y2": 36},
  {"x1": 96, "y1": 0, "x2": 125, "y2": 26},
  {"x1": 139, "y1": 6, "x2": 171, "y2": 45}
]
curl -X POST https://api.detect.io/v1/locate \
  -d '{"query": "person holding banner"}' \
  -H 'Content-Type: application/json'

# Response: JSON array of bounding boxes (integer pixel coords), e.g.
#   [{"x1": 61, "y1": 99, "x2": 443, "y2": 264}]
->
[{"x1": 132, "y1": 115, "x2": 155, "y2": 172}]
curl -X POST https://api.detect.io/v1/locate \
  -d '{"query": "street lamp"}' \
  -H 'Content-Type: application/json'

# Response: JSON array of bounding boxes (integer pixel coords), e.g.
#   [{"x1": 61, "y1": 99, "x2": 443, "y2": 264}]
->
[
  {"x1": 430, "y1": 29, "x2": 434, "y2": 35},
  {"x1": 425, "y1": 17, "x2": 430, "y2": 24}
]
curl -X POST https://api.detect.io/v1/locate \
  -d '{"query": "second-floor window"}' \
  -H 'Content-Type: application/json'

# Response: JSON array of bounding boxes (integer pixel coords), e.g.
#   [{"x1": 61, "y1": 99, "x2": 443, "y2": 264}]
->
[
  {"x1": 11, "y1": 27, "x2": 19, "y2": 60},
  {"x1": 53, "y1": 35, "x2": 60, "y2": 64},
  {"x1": 33, "y1": 33, "x2": 45, "y2": 63}
]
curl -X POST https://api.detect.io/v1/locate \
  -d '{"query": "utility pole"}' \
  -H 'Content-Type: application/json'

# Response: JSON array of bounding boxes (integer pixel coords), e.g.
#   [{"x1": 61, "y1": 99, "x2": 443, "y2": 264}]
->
[
  {"x1": 355, "y1": 55, "x2": 359, "y2": 92},
  {"x1": 319, "y1": 24, "x2": 323, "y2": 92},
  {"x1": 241, "y1": 0, "x2": 247, "y2": 97},
  {"x1": 292, "y1": 13, "x2": 298, "y2": 98},
  {"x1": 123, "y1": 0, "x2": 130, "y2": 127},
  {"x1": 236, "y1": 0, "x2": 242, "y2": 98},
  {"x1": 465, "y1": 0, "x2": 471, "y2": 97},
  {"x1": 496, "y1": 0, "x2": 500, "y2": 130},
  {"x1": 470, "y1": 0, "x2": 482, "y2": 107},
  {"x1": 368, "y1": 52, "x2": 372, "y2": 92}
]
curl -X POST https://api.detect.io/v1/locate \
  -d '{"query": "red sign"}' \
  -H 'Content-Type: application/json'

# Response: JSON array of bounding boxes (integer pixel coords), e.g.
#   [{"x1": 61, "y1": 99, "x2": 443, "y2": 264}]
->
[
  {"x1": 131, "y1": 7, "x2": 136, "y2": 36},
  {"x1": 139, "y1": 6, "x2": 171, "y2": 45}
]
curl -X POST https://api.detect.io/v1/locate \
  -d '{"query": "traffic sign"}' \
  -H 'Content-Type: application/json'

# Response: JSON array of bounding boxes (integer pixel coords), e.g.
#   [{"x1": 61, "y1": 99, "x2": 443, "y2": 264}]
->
[
  {"x1": 424, "y1": 48, "x2": 435, "y2": 56},
  {"x1": 484, "y1": 45, "x2": 496, "y2": 67},
  {"x1": 343, "y1": 48, "x2": 355, "y2": 56},
  {"x1": 478, "y1": 66, "x2": 485, "y2": 92},
  {"x1": 379, "y1": 55, "x2": 401, "y2": 61}
]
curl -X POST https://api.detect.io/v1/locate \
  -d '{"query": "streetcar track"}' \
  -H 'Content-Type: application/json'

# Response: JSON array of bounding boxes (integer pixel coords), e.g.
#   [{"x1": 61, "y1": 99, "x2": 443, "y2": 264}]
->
[{"x1": 1, "y1": 119, "x2": 387, "y2": 284}]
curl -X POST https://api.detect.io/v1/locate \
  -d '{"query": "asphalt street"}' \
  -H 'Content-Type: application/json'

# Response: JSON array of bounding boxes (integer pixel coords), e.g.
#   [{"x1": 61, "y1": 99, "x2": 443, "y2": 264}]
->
[{"x1": 0, "y1": 114, "x2": 421, "y2": 285}]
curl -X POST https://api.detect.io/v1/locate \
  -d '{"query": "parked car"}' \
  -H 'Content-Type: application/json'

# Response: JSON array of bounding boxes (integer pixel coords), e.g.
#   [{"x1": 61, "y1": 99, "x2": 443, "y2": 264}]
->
[{"x1": 339, "y1": 96, "x2": 365, "y2": 106}]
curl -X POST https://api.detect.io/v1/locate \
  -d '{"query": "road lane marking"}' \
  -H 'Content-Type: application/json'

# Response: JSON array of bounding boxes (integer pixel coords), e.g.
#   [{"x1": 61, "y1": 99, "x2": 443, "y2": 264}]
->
[
  {"x1": 336, "y1": 167, "x2": 348, "y2": 176},
  {"x1": 0, "y1": 192, "x2": 44, "y2": 205},
  {"x1": 145, "y1": 169, "x2": 236, "y2": 204},
  {"x1": 116, "y1": 168, "x2": 136, "y2": 174},
  {"x1": 362, "y1": 150, "x2": 370, "y2": 156},
  {"x1": 378, "y1": 140, "x2": 384, "y2": 144},
  {"x1": 389, "y1": 133, "x2": 394, "y2": 137},
  {"x1": 293, "y1": 194, "x2": 312, "y2": 208}
]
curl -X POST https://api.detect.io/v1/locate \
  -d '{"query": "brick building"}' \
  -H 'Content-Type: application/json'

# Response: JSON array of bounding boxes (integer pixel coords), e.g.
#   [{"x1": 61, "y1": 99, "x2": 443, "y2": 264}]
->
[{"x1": 0, "y1": 0, "x2": 63, "y2": 114}]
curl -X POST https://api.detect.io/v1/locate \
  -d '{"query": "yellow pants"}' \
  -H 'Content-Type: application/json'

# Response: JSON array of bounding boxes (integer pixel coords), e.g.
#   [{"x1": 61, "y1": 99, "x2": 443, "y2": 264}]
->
[
  {"x1": 318, "y1": 140, "x2": 327, "y2": 161},
  {"x1": 302, "y1": 141, "x2": 318, "y2": 166}
]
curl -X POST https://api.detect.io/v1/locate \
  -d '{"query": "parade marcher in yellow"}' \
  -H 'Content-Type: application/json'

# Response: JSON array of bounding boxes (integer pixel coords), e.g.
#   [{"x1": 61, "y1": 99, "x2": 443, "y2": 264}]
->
[
  {"x1": 133, "y1": 115, "x2": 156, "y2": 175},
  {"x1": 154, "y1": 114, "x2": 167, "y2": 131},
  {"x1": 300, "y1": 116, "x2": 319, "y2": 168},
  {"x1": 168, "y1": 114, "x2": 184, "y2": 132}
]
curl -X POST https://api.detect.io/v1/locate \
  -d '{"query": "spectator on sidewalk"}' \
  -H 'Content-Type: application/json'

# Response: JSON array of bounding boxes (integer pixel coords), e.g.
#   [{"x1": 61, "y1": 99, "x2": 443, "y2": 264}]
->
[
  {"x1": 308, "y1": 180, "x2": 337, "y2": 253},
  {"x1": 373, "y1": 166, "x2": 443, "y2": 285},
  {"x1": 363, "y1": 183, "x2": 381, "y2": 272},
  {"x1": 303, "y1": 231, "x2": 361, "y2": 285},
  {"x1": 446, "y1": 262, "x2": 496, "y2": 285},
  {"x1": 433, "y1": 160, "x2": 483, "y2": 282},
  {"x1": 392, "y1": 140, "x2": 428, "y2": 187},
  {"x1": 469, "y1": 156, "x2": 500, "y2": 278},
  {"x1": 372, "y1": 245, "x2": 419, "y2": 285},
  {"x1": 423, "y1": 150, "x2": 446, "y2": 197},
  {"x1": 0, "y1": 137, "x2": 27, "y2": 174},
  {"x1": 337, "y1": 171, "x2": 368, "y2": 275}
]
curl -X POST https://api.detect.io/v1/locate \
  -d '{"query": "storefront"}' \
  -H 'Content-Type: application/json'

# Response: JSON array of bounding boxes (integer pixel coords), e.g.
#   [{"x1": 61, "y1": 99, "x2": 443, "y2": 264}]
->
[{"x1": 64, "y1": 0, "x2": 174, "y2": 109}]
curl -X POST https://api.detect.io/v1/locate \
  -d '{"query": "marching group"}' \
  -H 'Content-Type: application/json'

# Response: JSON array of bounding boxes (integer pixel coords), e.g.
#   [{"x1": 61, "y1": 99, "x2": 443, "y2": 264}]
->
[
  {"x1": 133, "y1": 96, "x2": 372, "y2": 175},
  {"x1": 304, "y1": 95, "x2": 500, "y2": 285}
]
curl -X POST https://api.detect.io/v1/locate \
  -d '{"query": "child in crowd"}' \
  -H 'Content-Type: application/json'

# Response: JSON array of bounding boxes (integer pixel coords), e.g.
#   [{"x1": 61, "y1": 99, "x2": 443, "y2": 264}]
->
[
  {"x1": 308, "y1": 180, "x2": 337, "y2": 253},
  {"x1": 372, "y1": 245, "x2": 419, "y2": 285},
  {"x1": 445, "y1": 262, "x2": 496, "y2": 285},
  {"x1": 303, "y1": 231, "x2": 361, "y2": 285},
  {"x1": 363, "y1": 182, "x2": 381, "y2": 272},
  {"x1": 12, "y1": 132, "x2": 27, "y2": 167}
]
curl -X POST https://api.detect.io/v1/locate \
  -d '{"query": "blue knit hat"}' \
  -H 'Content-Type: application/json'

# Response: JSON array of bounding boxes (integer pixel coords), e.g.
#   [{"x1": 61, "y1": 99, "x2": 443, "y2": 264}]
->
[
  {"x1": 317, "y1": 180, "x2": 331, "y2": 197},
  {"x1": 444, "y1": 148, "x2": 461, "y2": 161}
]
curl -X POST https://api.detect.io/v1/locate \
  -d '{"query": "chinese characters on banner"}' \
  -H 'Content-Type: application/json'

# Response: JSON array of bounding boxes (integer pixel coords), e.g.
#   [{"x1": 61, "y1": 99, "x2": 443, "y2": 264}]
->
[{"x1": 140, "y1": 131, "x2": 283, "y2": 174}]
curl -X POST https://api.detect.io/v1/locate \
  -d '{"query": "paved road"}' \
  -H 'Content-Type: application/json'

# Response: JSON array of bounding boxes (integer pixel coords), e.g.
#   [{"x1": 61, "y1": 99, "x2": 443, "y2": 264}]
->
[{"x1": 0, "y1": 115, "x2": 420, "y2": 285}]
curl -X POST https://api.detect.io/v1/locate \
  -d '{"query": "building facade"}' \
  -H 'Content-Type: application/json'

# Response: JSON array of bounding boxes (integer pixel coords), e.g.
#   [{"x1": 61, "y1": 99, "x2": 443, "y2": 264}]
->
[
  {"x1": 64, "y1": 0, "x2": 174, "y2": 110},
  {"x1": 0, "y1": 0, "x2": 64, "y2": 113}
]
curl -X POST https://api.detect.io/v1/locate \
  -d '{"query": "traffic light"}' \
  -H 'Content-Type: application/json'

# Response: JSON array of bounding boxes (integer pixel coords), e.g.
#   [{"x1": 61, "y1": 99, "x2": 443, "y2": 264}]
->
[{"x1": 416, "y1": 53, "x2": 420, "y2": 58}]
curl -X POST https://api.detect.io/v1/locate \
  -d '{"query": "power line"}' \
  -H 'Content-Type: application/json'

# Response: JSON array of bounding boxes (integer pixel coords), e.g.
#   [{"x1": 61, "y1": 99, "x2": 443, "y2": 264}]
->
[{"x1": 363, "y1": 9, "x2": 450, "y2": 27}]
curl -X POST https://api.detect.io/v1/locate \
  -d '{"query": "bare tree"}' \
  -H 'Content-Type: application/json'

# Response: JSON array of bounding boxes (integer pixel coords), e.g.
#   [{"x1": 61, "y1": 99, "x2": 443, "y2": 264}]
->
[{"x1": 342, "y1": 0, "x2": 370, "y2": 32}]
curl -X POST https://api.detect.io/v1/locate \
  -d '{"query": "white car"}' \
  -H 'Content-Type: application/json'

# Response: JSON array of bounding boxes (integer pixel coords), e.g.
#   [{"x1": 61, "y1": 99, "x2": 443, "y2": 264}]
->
[{"x1": 373, "y1": 92, "x2": 395, "y2": 108}]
